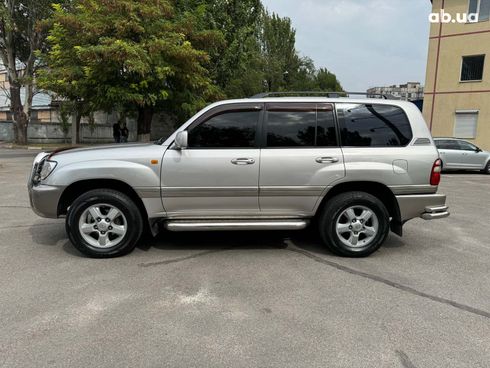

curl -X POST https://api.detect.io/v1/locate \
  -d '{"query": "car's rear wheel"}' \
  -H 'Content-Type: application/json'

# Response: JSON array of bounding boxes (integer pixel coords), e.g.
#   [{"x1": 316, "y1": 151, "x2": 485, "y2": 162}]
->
[
  {"x1": 318, "y1": 191, "x2": 390, "y2": 257},
  {"x1": 66, "y1": 189, "x2": 143, "y2": 258}
]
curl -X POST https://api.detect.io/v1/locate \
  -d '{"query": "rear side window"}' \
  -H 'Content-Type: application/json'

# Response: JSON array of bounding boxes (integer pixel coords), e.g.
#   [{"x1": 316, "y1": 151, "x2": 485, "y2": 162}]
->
[
  {"x1": 337, "y1": 104, "x2": 413, "y2": 147},
  {"x1": 188, "y1": 110, "x2": 259, "y2": 148},
  {"x1": 265, "y1": 103, "x2": 337, "y2": 147}
]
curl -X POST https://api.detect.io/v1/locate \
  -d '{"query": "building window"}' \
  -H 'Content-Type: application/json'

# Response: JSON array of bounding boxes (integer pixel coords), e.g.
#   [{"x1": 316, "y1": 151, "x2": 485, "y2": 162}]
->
[
  {"x1": 461, "y1": 55, "x2": 485, "y2": 81},
  {"x1": 469, "y1": 0, "x2": 490, "y2": 21},
  {"x1": 454, "y1": 111, "x2": 478, "y2": 139}
]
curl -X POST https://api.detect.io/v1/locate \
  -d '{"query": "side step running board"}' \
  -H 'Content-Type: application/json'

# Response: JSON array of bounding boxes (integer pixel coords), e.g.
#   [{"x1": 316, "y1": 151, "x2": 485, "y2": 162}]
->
[{"x1": 165, "y1": 219, "x2": 309, "y2": 232}]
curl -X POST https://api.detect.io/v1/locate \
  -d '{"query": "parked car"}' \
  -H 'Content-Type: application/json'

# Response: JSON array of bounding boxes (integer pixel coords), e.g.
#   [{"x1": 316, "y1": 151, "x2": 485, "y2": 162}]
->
[
  {"x1": 28, "y1": 94, "x2": 449, "y2": 258},
  {"x1": 434, "y1": 138, "x2": 490, "y2": 174}
]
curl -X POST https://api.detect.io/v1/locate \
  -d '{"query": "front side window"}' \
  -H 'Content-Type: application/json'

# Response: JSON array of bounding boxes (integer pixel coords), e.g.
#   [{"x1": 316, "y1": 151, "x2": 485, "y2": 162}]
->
[
  {"x1": 458, "y1": 140, "x2": 478, "y2": 151},
  {"x1": 188, "y1": 109, "x2": 260, "y2": 148},
  {"x1": 469, "y1": 0, "x2": 490, "y2": 21},
  {"x1": 265, "y1": 104, "x2": 337, "y2": 147},
  {"x1": 461, "y1": 55, "x2": 485, "y2": 81},
  {"x1": 337, "y1": 104, "x2": 413, "y2": 147}
]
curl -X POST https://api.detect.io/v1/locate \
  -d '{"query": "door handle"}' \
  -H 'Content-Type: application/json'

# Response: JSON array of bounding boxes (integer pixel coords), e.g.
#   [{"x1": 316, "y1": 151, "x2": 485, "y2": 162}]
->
[
  {"x1": 231, "y1": 158, "x2": 255, "y2": 165},
  {"x1": 315, "y1": 157, "x2": 339, "y2": 164}
]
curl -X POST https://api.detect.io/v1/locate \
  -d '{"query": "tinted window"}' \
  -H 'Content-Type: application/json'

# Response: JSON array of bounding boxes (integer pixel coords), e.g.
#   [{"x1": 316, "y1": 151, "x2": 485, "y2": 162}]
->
[
  {"x1": 265, "y1": 104, "x2": 337, "y2": 147},
  {"x1": 458, "y1": 140, "x2": 478, "y2": 151},
  {"x1": 435, "y1": 140, "x2": 459, "y2": 150},
  {"x1": 317, "y1": 109, "x2": 338, "y2": 147},
  {"x1": 267, "y1": 110, "x2": 316, "y2": 147},
  {"x1": 188, "y1": 110, "x2": 259, "y2": 148},
  {"x1": 461, "y1": 55, "x2": 485, "y2": 81},
  {"x1": 338, "y1": 104, "x2": 412, "y2": 147}
]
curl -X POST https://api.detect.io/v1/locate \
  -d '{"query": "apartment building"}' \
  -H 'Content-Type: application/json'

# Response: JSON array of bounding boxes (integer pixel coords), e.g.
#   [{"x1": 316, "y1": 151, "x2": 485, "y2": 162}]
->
[
  {"x1": 367, "y1": 82, "x2": 424, "y2": 101},
  {"x1": 424, "y1": 0, "x2": 490, "y2": 149}
]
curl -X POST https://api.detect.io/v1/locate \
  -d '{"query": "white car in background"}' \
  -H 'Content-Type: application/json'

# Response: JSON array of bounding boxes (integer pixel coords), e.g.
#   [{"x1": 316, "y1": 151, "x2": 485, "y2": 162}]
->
[{"x1": 434, "y1": 138, "x2": 490, "y2": 174}]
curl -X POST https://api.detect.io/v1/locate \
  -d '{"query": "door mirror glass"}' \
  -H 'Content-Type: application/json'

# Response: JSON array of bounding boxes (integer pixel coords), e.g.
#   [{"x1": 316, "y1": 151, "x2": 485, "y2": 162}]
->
[{"x1": 174, "y1": 131, "x2": 188, "y2": 149}]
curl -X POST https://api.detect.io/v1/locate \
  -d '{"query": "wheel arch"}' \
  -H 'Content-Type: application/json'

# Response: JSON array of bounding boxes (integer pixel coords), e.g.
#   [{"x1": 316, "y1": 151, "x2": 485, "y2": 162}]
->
[
  {"x1": 315, "y1": 181, "x2": 403, "y2": 236},
  {"x1": 58, "y1": 179, "x2": 149, "y2": 222}
]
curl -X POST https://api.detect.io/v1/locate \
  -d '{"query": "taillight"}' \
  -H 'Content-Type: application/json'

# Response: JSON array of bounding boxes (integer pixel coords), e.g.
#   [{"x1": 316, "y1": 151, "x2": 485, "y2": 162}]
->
[{"x1": 430, "y1": 159, "x2": 442, "y2": 186}]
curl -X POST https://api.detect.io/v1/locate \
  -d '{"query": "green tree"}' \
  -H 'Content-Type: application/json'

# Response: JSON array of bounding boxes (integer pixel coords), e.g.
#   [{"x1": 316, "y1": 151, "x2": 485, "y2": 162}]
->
[
  {"x1": 314, "y1": 67, "x2": 343, "y2": 92},
  {"x1": 260, "y1": 11, "x2": 300, "y2": 92},
  {"x1": 39, "y1": 0, "x2": 220, "y2": 141},
  {"x1": 0, "y1": 0, "x2": 65, "y2": 144}
]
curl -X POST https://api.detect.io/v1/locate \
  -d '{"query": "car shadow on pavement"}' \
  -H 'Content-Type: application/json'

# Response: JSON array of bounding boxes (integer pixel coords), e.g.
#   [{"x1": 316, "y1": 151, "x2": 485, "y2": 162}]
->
[
  {"x1": 142, "y1": 230, "x2": 291, "y2": 252},
  {"x1": 28, "y1": 221, "x2": 407, "y2": 258},
  {"x1": 144, "y1": 228, "x2": 407, "y2": 255},
  {"x1": 28, "y1": 221, "x2": 85, "y2": 257},
  {"x1": 442, "y1": 170, "x2": 485, "y2": 175}
]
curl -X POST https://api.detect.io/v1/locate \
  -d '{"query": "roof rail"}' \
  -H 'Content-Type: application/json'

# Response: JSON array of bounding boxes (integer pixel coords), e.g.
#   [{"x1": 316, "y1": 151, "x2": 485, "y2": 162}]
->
[{"x1": 250, "y1": 91, "x2": 391, "y2": 99}]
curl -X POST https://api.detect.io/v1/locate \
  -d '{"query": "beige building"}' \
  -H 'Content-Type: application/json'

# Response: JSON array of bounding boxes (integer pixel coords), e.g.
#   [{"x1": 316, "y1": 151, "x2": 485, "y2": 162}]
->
[{"x1": 424, "y1": 0, "x2": 490, "y2": 149}]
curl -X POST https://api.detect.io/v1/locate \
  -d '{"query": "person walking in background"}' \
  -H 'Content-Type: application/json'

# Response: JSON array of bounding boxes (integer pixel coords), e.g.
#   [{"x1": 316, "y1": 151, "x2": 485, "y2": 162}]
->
[
  {"x1": 121, "y1": 122, "x2": 129, "y2": 143},
  {"x1": 113, "y1": 121, "x2": 121, "y2": 143}
]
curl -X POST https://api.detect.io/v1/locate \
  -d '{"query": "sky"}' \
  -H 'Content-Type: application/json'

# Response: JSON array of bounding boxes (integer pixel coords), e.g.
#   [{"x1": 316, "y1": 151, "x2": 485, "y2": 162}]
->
[{"x1": 260, "y1": 0, "x2": 433, "y2": 92}]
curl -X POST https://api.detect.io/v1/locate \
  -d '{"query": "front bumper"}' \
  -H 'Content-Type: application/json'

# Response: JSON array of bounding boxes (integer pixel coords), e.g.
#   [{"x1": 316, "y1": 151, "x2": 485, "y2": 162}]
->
[
  {"x1": 28, "y1": 152, "x2": 64, "y2": 218},
  {"x1": 28, "y1": 184, "x2": 64, "y2": 218},
  {"x1": 396, "y1": 194, "x2": 449, "y2": 222}
]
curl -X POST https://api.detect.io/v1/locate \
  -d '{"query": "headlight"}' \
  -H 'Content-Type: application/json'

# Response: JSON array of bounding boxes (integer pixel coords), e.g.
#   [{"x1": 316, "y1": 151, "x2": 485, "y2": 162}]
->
[{"x1": 39, "y1": 160, "x2": 57, "y2": 180}]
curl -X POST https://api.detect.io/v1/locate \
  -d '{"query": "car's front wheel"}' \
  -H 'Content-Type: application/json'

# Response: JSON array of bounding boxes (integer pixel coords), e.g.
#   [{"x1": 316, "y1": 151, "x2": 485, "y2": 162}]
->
[
  {"x1": 318, "y1": 191, "x2": 390, "y2": 257},
  {"x1": 66, "y1": 189, "x2": 143, "y2": 258},
  {"x1": 483, "y1": 161, "x2": 490, "y2": 175}
]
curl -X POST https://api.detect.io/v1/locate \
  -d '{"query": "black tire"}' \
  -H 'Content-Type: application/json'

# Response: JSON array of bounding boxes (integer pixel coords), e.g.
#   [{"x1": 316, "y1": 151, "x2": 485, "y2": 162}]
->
[
  {"x1": 318, "y1": 191, "x2": 390, "y2": 257},
  {"x1": 66, "y1": 189, "x2": 143, "y2": 258},
  {"x1": 483, "y1": 161, "x2": 490, "y2": 175}
]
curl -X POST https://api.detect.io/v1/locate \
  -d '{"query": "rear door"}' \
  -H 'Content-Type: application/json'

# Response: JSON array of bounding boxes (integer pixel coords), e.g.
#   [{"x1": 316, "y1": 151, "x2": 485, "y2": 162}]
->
[
  {"x1": 437, "y1": 139, "x2": 465, "y2": 168},
  {"x1": 259, "y1": 103, "x2": 345, "y2": 215}
]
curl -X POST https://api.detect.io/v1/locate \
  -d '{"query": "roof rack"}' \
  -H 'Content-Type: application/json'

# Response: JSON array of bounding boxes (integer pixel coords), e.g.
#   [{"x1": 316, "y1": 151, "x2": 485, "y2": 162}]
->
[{"x1": 250, "y1": 91, "x2": 392, "y2": 99}]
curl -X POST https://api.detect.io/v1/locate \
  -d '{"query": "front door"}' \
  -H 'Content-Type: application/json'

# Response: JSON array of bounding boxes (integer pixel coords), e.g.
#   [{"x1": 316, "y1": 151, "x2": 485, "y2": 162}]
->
[
  {"x1": 162, "y1": 103, "x2": 262, "y2": 218},
  {"x1": 259, "y1": 103, "x2": 345, "y2": 216},
  {"x1": 457, "y1": 140, "x2": 488, "y2": 169}
]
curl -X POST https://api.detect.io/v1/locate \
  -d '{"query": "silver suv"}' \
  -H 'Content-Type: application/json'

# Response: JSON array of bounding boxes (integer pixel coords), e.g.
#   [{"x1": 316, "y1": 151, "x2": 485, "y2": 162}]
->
[{"x1": 28, "y1": 95, "x2": 449, "y2": 258}]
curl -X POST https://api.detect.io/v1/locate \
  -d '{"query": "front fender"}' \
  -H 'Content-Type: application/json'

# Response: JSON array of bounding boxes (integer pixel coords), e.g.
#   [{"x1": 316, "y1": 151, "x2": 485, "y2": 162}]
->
[{"x1": 44, "y1": 160, "x2": 160, "y2": 188}]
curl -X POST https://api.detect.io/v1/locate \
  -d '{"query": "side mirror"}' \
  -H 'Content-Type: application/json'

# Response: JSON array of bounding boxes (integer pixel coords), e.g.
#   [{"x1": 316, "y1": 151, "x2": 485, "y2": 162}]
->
[
  {"x1": 174, "y1": 131, "x2": 188, "y2": 149},
  {"x1": 475, "y1": 147, "x2": 482, "y2": 153}
]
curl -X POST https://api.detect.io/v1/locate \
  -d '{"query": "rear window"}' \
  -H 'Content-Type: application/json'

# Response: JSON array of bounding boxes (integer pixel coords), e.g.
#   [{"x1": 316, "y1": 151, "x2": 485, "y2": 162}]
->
[{"x1": 337, "y1": 104, "x2": 413, "y2": 147}]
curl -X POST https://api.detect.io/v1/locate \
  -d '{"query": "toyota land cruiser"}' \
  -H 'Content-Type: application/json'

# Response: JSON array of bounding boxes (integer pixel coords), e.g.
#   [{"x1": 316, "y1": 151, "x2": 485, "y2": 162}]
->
[{"x1": 28, "y1": 93, "x2": 449, "y2": 258}]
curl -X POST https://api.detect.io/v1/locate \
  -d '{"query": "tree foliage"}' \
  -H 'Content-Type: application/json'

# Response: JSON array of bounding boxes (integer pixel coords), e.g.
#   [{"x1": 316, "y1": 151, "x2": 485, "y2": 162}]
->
[
  {"x1": 39, "y1": 0, "x2": 222, "y2": 141},
  {"x1": 0, "y1": 0, "x2": 65, "y2": 144},
  {"x1": 38, "y1": 0, "x2": 344, "y2": 141}
]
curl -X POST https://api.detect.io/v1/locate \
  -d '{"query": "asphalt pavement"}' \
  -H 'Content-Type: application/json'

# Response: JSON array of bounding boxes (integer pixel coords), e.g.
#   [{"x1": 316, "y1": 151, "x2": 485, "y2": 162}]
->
[{"x1": 0, "y1": 148, "x2": 489, "y2": 368}]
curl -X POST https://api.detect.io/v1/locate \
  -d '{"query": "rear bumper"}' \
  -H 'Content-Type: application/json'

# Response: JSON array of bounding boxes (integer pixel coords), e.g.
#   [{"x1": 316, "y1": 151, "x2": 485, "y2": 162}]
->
[{"x1": 396, "y1": 194, "x2": 449, "y2": 222}]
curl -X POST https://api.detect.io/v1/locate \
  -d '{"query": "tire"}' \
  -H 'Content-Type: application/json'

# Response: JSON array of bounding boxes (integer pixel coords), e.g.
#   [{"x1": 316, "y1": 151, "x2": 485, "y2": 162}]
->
[
  {"x1": 318, "y1": 191, "x2": 390, "y2": 257},
  {"x1": 483, "y1": 161, "x2": 490, "y2": 175},
  {"x1": 66, "y1": 189, "x2": 143, "y2": 258}
]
